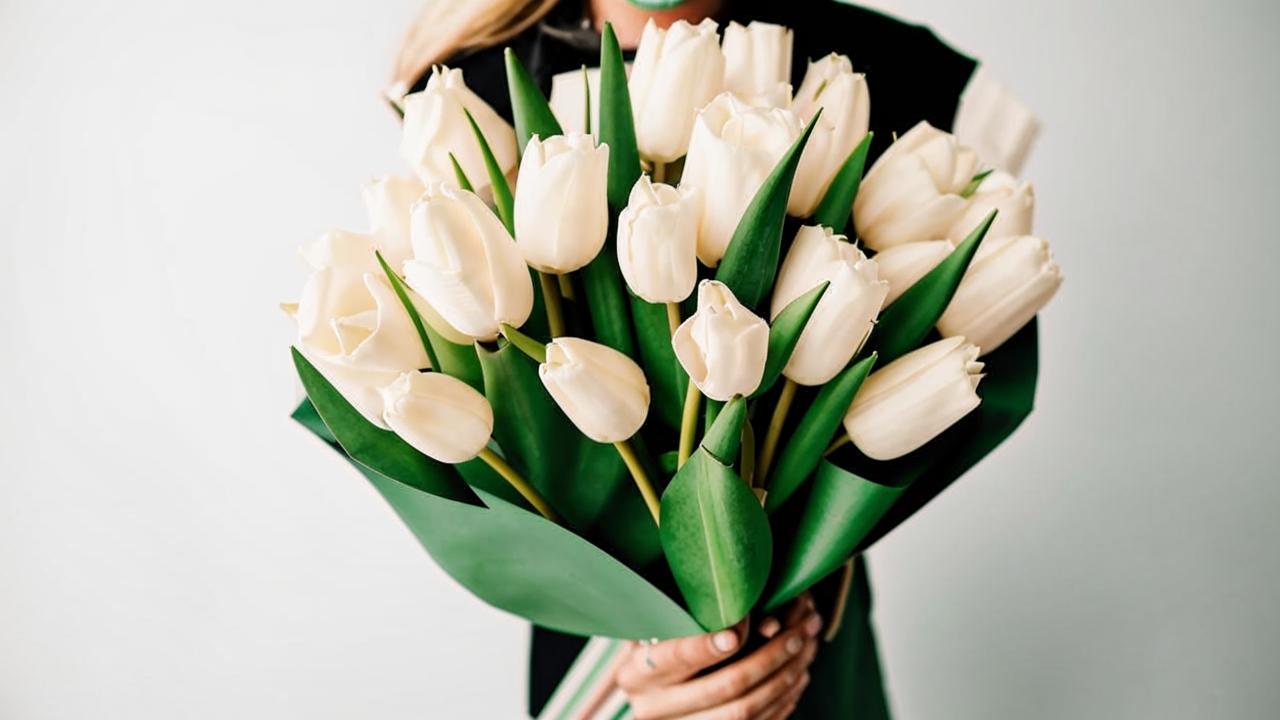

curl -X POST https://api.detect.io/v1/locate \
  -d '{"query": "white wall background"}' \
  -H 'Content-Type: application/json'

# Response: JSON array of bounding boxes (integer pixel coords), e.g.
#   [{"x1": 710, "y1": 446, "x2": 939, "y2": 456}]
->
[{"x1": 2, "y1": 0, "x2": 1276, "y2": 718}]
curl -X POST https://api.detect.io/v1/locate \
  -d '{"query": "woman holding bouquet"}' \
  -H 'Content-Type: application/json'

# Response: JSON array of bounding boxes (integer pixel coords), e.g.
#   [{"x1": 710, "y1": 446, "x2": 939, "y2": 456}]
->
[{"x1": 385, "y1": 0, "x2": 984, "y2": 717}]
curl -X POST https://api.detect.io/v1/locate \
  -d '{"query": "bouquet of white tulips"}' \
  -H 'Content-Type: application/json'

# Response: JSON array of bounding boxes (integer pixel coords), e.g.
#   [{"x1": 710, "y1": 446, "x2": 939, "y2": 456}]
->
[{"x1": 287, "y1": 19, "x2": 1061, "y2": 645}]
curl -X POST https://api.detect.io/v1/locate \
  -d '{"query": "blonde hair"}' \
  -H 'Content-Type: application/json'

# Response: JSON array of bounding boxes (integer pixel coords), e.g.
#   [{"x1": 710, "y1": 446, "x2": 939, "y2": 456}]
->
[{"x1": 391, "y1": 0, "x2": 563, "y2": 98}]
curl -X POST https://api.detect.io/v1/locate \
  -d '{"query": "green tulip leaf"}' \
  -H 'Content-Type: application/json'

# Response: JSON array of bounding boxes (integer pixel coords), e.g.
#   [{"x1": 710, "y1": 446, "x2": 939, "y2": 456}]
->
[
  {"x1": 294, "y1": 402, "x2": 700, "y2": 639},
  {"x1": 631, "y1": 294, "x2": 688, "y2": 429},
  {"x1": 660, "y1": 449, "x2": 773, "y2": 630},
  {"x1": 448, "y1": 152, "x2": 475, "y2": 193},
  {"x1": 868, "y1": 209, "x2": 996, "y2": 363},
  {"x1": 765, "y1": 354, "x2": 877, "y2": 514},
  {"x1": 811, "y1": 132, "x2": 873, "y2": 232},
  {"x1": 715, "y1": 111, "x2": 822, "y2": 312},
  {"x1": 700, "y1": 395, "x2": 746, "y2": 465},
  {"x1": 504, "y1": 47, "x2": 563, "y2": 156},
  {"x1": 598, "y1": 23, "x2": 642, "y2": 208},
  {"x1": 763, "y1": 460, "x2": 905, "y2": 612},
  {"x1": 463, "y1": 108, "x2": 515, "y2": 234},
  {"x1": 580, "y1": 213, "x2": 636, "y2": 355},
  {"x1": 291, "y1": 348, "x2": 478, "y2": 504},
  {"x1": 753, "y1": 281, "x2": 830, "y2": 398}
]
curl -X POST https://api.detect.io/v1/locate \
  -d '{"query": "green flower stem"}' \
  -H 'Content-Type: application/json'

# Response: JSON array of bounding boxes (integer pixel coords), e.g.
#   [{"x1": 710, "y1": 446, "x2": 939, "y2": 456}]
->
[
  {"x1": 538, "y1": 271, "x2": 567, "y2": 337},
  {"x1": 677, "y1": 379, "x2": 702, "y2": 468},
  {"x1": 557, "y1": 272, "x2": 576, "y2": 301},
  {"x1": 652, "y1": 160, "x2": 666, "y2": 184},
  {"x1": 665, "y1": 301, "x2": 682, "y2": 336},
  {"x1": 824, "y1": 431, "x2": 851, "y2": 457},
  {"x1": 613, "y1": 439, "x2": 660, "y2": 526},
  {"x1": 756, "y1": 377, "x2": 798, "y2": 487},
  {"x1": 500, "y1": 323, "x2": 548, "y2": 363},
  {"x1": 476, "y1": 447, "x2": 560, "y2": 524}
]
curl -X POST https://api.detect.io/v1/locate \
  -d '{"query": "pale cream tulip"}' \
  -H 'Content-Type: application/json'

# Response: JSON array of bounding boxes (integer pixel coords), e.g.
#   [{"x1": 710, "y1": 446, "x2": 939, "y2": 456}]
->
[
  {"x1": 873, "y1": 240, "x2": 955, "y2": 305},
  {"x1": 629, "y1": 19, "x2": 726, "y2": 163},
  {"x1": 937, "y1": 235, "x2": 1062, "y2": 354},
  {"x1": 514, "y1": 133, "x2": 610, "y2": 273},
  {"x1": 616, "y1": 176, "x2": 701, "y2": 303},
  {"x1": 672, "y1": 280, "x2": 770, "y2": 401},
  {"x1": 404, "y1": 182, "x2": 533, "y2": 341},
  {"x1": 769, "y1": 226, "x2": 888, "y2": 385},
  {"x1": 680, "y1": 93, "x2": 802, "y2": 266},
  {"x1": 844, "y1": 336, "x2": 984, "y2": 460},
  {"x1": 721, "y1": 21, "x2": 793, "y2": 108},
  {"x1": 400, "y1": 66, "x2": 517, "y2": 194},
  {"x1": 855, "y1": 121, "x2": 980, "y2": 251},
  {"x1": 949, "y1": 170, "x2": 1035, "y2": 256},
  {"x1": 539, "y1": 338, "x2": 651, "y2": 443},
  {"x1": 362, "y1": 175, "x2": 424, "y2": 271},
  {"x1": 790, "y1": 53, "x2": 871, "y2": 217},
  {"x1": 381, "y1": 371, "x2": 494, "y2": 463},
  {"x1": 548, "y1": 66, "x2": 602, "y2": 138}
]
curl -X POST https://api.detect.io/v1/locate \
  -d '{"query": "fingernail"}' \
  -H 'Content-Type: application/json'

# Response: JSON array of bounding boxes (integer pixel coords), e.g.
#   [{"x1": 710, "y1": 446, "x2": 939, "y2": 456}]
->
[
  {"x1": 713, "y1": 630, "x2": 738, "y2": 653},
  {"x1": 786, "y1": 635, "x2": 804, "y2": 654},
  {"x1": 804, "y1": 614, "x2": 823, "y2": 638},
  {"x1": 759, "y1": 618, "x2": 781, "y2": 638},
  {"x1": 785, "y1": 671, "x2": 797, "y2": 686}
]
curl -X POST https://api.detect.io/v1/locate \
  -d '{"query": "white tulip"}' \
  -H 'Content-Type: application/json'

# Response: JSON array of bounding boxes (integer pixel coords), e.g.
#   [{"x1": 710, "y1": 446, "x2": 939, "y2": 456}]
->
[
  {"x1": 548, "y1": 66, "x2": 602, "y2": 138},
  {"x1": 769, "y1": 225, "x2": 888, "y2": 385},
  {"x1": 629, "y1": 19, "x2": 726, "y2": 163},
  {"x1": 949, "y1": 170, "x2": 1035, "y2": 256},
  {"x1": 381, "y1": 371, "x2": 494, "y2": 463},
  {"x1": 362, "y1": 175, "x2": 424, "y2": 272},
  {"x1": 790, "y1": 53, "x2": 871, "y2": 217},
  {"x1": 617, "y1": 176, "x2": 701, "y2": 303},
  {"x1": 937, "y1": 235, "x2": 1062, "y2": 354},
  {"x1": 673, "y1": 280, "x2": 770, "y2": 401},
  {"x1": 873, "y1": 240, "x2": 955, "y2": 305},
  {"x1": 539, "y1": 338, "x2": 651, "y2": 443},
  {"x1": 721, "y1": 21, "x2": 793, "y2": 108},
  {"x1": 400, "y1": 66, "x2": 517, "y2": 194},
  {"x1": 294, "y1": 230, "x2": 432, "y2": 428},
  {"x1": 513, "y1": 133, "x2": 610, "y2": 273},
  {"x1": 844, "y1": 336, "x2": 984, "y2": 461},
  {"x1": 404, "y1": 182, "x2": 534, "y2": 342},
  {"x1": 680, "y1": 93, "x2": 802, "y2": 266},
  {"x1": 855, "y1": 121, "x2": 980, "y2": 251}
]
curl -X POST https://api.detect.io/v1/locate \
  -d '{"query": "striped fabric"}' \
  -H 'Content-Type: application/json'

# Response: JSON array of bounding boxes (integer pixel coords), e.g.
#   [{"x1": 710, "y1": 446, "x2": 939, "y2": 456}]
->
[{"x1": 536, "y1": 638, "x2": 633, "y2": 720}]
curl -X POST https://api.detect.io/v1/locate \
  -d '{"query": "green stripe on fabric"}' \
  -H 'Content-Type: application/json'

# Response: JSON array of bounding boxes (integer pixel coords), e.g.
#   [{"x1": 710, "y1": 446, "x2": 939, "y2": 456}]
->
[{"x1": 553, "y1": 640, "x2": 624, "y2": 720}]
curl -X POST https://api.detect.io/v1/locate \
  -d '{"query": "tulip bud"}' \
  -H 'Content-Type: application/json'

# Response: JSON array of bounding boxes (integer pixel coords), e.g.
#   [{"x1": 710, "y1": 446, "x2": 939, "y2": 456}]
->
[
  {"x1": 362, "y1": 175, "x2": 424, "y2": 272},
  {"x1": 539, "y1": 338, "x2": 651, "y2": 443},
  {"x1": 949, "y1": 170, "x2": 1035, "y2": 255},
  {"x1": 789, "y1": 53, "x2": 871, "y2": 217},
  {"x1": 294, "y1": 230, "x2": 432, "y2": 428},
  {"x1": 937, "y1": 235, "x2": 1062, "y2": 354},
  {"x1": 681, "y1": 93, "x2": 802, "y2": 266},
  {"x1": 381, "y1": 371, "x2": 494, "y2": 463},
  {"x1": 617, "y1": 175, "x2": 701, "y2": 303},
  {"x1": 873, "y1": 240, "x2": 955, "y2": 305},
  {"x1": 513, "y1": 133, "x2": 610, "y2": 273},
  {"x1": 770, "y1": 225, "x2": 888, "y2": 385},
  {"x1": 854, "y1": 121, "x2": 979, "y2": 251},
  {"x1": 548, "y1": 66, "x2": 601, "y2": 138},
  {"x1": 673, "y1": 280, "x2": 770, "y2": 401},
  {"x1": 844, "y1": 336, "x2": 984, "y2": 461},
  {"x1": 629, "y1": 19, "x2": 726, "y2": 163},
  {"x1": 404, "y1": 182, "x2": 534, "y2": 341},
  {"x1": 401, "y1": 66, "x2": 517, "y2": 194},
  {"x1": 721, "y1": 21, "x2": 793, "y2": 108}
]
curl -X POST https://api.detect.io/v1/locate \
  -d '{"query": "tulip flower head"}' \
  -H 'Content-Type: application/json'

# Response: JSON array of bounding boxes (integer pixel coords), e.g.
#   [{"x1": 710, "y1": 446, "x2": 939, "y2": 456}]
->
[
  {"x1": 400, "y1": 66, "x2": 517, "y2": 195},
  {"x1": 721, "y1": 21, "x2": 794, "y2": 108},
  {"x1": 514, "y1": 132, "x2": 610, "y2": 274},
  {"x1": 872, "y1": 239, "x2": 956, "y2": 305},
  {"x1": 937, "y1": 235, "x2": 1062, "y2": 354},
  {"x1": 673, "y1": 280, "x2": 770, "y2": 401},
  {"x1": 381, "y1": 371, "x2": 495, "y2": 463},
  {"x1": 617, "y1": 175, "x2": 702, "y2": 304},
  {"x1": 629, "y1": 19, "x2": 726, "y2": 163},
  {"x1": 539, "y1": 338, "x2": 652, "y2": 443},
  {"x1": 790, "y1": 53, "x2": 871, "y2": 217}
]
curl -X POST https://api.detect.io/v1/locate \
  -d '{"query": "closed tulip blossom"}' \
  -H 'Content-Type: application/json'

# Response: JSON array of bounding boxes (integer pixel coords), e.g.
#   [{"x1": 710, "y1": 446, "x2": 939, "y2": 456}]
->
[
  {"x1": 513, "y1": 133, "x2": 610, "y2": 273},
  {"x1": 937, "y1": 235, "x2": 1063, "y2": 354},
  {"x1": 680, "y1": 93, "x2": 802, "y2": 266},
  {"x1": 361, "y1": 175, "x2": 424, "y2": 272},
  {"x1": 629, "y1": 19, "x2": 726, "y2": 164},
  {"x1": 539, "y1": 338, "x2": 651, "y2": 443},
  {"x1": 790, "y1": 53, "x2": 871, "y2": 217},
  {"x1": 854, "y1": 121, "x2": 980, "y2": 251},
  {"x1": 770, "y1": 225, "x2": 888, "y2": 385},
  {"x1": 673, "y1": 280, "x2": 770, "y2": 401},
  {"x1": 404, "y1": 182, "x2": 533, "y2": 341},
  {"x1": 844, "y1": 336, "x2": 984, "y2": 461},
  {"x1": 401, "y1": 66, "x2": 517, "y2": 195},
  {"x1": 381, "y1": 371, "x2": 494, "y2": 463},
  {"x1": 616, "y1": 176, "x2": 701, "y2": 304},
  {"x1": 873, "y1": 239, "x2": 955, "y2": 305},
  {"x1": 721, "y1": 21, "x2": 793, "y2": 108},
  {"x1": 949, "y1": 170, "x2": 1036, "y2": 256}
]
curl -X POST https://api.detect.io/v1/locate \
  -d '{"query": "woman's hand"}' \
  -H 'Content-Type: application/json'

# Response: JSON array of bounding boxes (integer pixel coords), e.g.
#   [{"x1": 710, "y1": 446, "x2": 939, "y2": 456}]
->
[{"x1": 614, "y1": 594, "x2": 821, "y2": 719}]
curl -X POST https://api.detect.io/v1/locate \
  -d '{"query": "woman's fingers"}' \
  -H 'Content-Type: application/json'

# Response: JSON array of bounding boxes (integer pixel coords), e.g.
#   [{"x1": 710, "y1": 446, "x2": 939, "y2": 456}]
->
[
  {"x1": 616, "y1": 621, "x2": 746, "y2": 692},
  {"x1": 627, "y1": 612, "x2": 821, "y2": 719},
  {"x1": 678, "y1": 641, "x2": 817, "y2": 720},
  {"x1": 756, "y1": 670, "x2": 811, "y2": 720},
  {"x1": 759, "y1": 592, "x2": 814, "y2": 639}
]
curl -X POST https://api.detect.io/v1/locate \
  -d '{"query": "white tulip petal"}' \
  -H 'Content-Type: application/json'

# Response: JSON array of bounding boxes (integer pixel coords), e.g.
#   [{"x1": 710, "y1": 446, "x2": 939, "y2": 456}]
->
[
  {"x1": 617, "y1": 176, "x2": 700, "y2": 303},
  {"x1": 381, "y1": 371, "x2": 494, "y2": 463},
  {"x1": 873, "y1": 240, "x2": 955, "y2": 304},
  {"x1": 630, "y1": 19, "x2": 726, "y2": 163},
  {"x1": 938, "y1": 235, "x2": 1062, "y2": 354},
  {"x1": 539, "y1": 338, "x2": 650, "y2": 443},
  {"x1": 672, "y1": 280, "x2": 769, "y2": 401},
  {"x1": 514, "y1": 133, "x2": 610, "y2": 273},
  {"x1": 401, "y1": 66, "x2": 517, "y2": 193}
]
